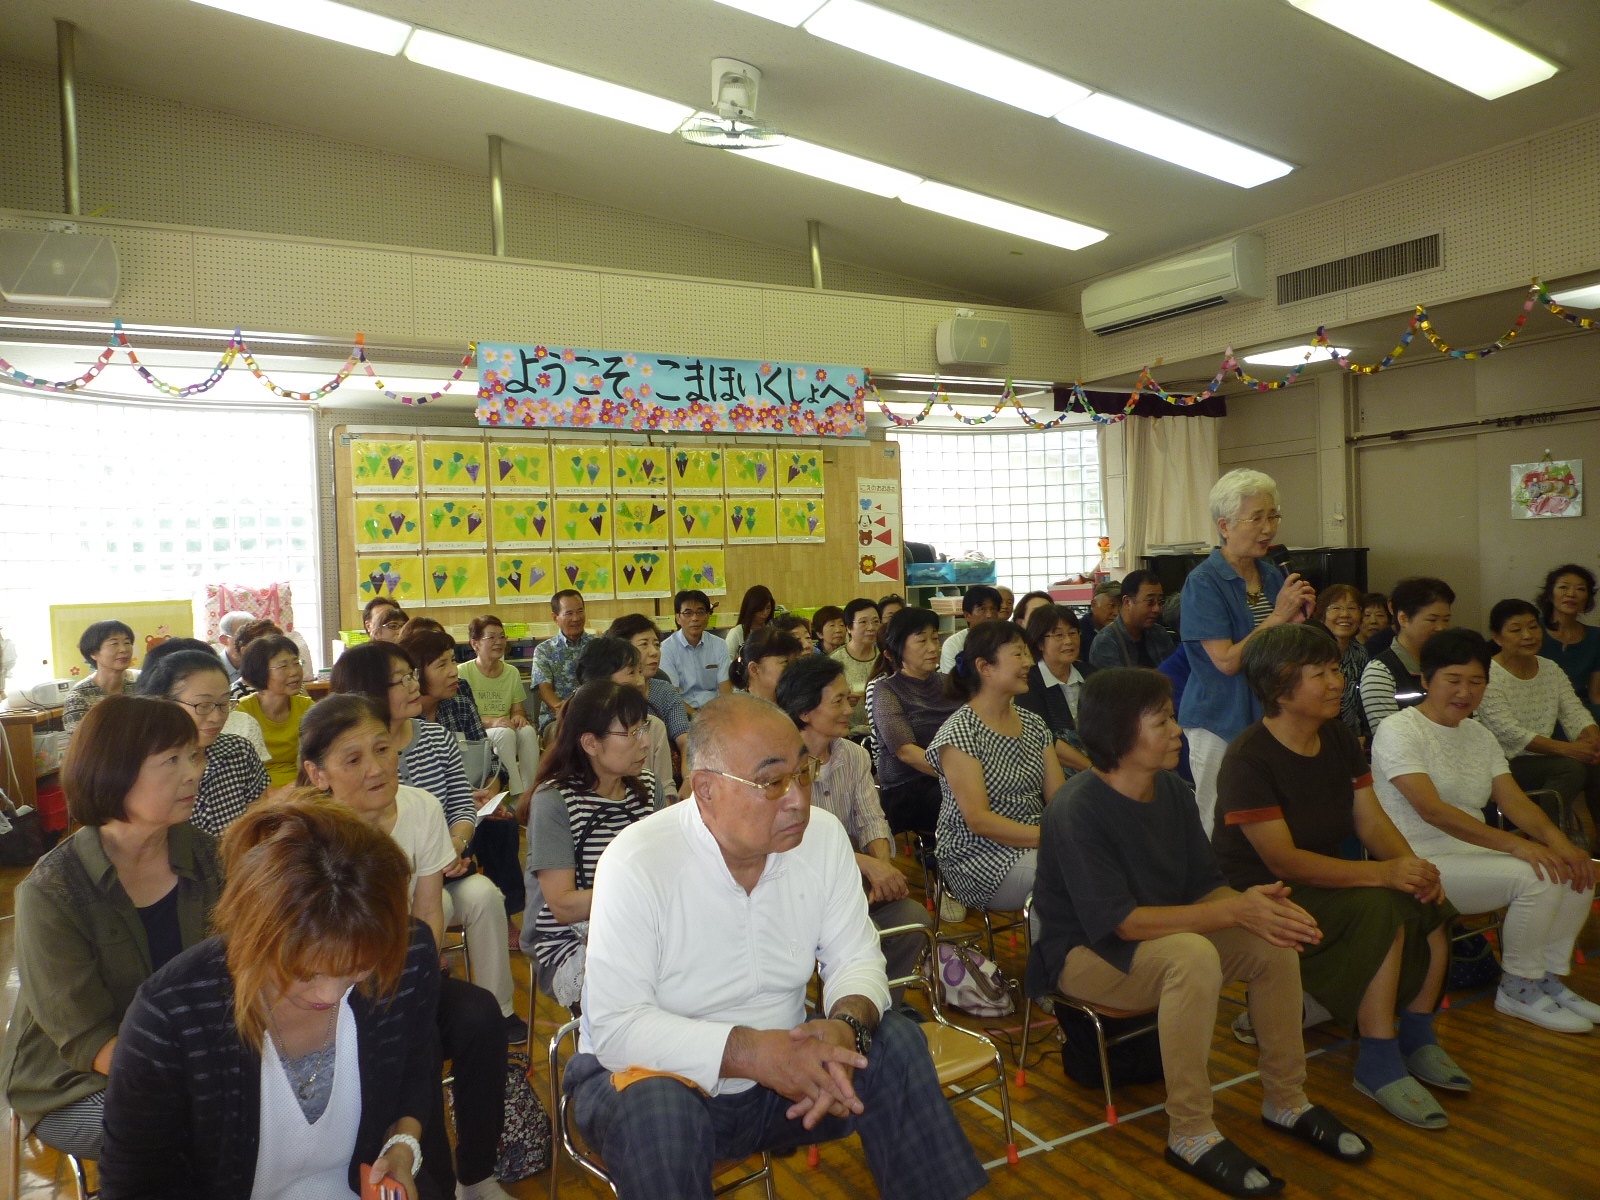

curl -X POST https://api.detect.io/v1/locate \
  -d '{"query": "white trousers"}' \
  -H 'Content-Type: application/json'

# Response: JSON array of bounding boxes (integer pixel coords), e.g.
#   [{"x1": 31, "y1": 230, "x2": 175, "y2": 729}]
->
[
  {"x1": 1185, "y1": 727, "x2": 1229, "y2": 839},
  {"x1": 444, "y1": 872, "x2": 514, "y2": 1016},
  {"x1": 485, "y1": 723, "x2": 542, "y2": 795},
  {"x1": 1430, "y1": 848, "x2": 1595, "y2": 980}
]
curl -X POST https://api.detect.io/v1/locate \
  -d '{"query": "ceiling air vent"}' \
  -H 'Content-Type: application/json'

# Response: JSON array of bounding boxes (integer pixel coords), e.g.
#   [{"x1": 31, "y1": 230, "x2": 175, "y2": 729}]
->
[{"x1": 1275, "y1": 233, "x2": 1441, "y2": 306}]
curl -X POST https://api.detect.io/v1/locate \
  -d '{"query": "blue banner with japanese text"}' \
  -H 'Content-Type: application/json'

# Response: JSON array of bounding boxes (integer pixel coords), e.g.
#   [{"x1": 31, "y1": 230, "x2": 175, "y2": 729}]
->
[{"x1": 476, "y1": 343, "x2": 868, "y2": 438}]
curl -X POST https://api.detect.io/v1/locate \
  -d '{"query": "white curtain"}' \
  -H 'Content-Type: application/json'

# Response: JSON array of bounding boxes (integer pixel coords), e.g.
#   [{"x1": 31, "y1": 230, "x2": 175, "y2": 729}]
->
[{"x1": 1120, "y1": 416, "x2": 1220, "y2": 566}]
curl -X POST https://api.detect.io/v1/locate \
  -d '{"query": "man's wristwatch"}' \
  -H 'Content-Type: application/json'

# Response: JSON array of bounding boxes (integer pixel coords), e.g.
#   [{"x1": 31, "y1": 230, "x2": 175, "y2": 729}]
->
[{"x1": 835, "y1": 1012, "x2": 872, "y2": 1058}]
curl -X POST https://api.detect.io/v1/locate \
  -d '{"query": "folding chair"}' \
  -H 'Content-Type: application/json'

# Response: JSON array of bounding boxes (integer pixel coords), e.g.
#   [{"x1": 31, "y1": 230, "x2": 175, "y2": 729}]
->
[
  {"x1": 8, "y1": 1109, "x2": 97, "y2": 1199},
  {"x1": 545, "y1": 1019, "x2": 775, "y2": 1199}
]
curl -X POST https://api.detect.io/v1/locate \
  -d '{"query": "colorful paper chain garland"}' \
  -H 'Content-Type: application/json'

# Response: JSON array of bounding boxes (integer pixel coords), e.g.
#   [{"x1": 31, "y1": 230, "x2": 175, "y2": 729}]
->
[{"x1": 0, "y1": 281, "x2": 1594, "y2": 420}]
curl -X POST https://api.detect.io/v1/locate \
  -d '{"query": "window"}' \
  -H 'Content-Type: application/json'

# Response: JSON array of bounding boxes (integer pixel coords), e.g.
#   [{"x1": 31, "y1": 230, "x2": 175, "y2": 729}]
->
[
  {"x1": 0, "y1": 394, "x2": 320, "y2": 677},
  {"x1": 890, "y1": 426, "x2": 1105, "y2": 593}
]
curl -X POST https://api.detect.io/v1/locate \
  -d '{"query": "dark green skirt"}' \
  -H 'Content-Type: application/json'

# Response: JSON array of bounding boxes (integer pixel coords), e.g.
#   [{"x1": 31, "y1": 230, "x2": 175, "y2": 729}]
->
[{"x1": 1291, "y1": 885, "x2": 1456, "y2": 1030}]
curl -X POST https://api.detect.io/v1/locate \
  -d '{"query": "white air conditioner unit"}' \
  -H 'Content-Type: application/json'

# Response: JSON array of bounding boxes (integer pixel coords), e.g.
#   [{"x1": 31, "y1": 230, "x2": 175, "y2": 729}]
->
[
  {"x1": 935, "y1": 315, "x2": 1011, "y2": 367},
  {"x1": 0, "y1": 229, "x2": 120, "y2": 307},
  {"x1": 1081, "y1": 235, "x2": 1266, "y2": 335}
]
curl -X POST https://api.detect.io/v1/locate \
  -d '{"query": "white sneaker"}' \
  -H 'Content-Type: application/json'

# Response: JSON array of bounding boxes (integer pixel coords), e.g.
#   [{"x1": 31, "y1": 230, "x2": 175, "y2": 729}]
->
[
  {"x1": 1543, "y1": 979, "x2": 1600, "y2": 1023},
  {"x1": 939, "y1": 894, "x2": 967, "y2": 923},
  {"x1": 1494, "y1": 988, "x2": 1595, "y2": 1033}
]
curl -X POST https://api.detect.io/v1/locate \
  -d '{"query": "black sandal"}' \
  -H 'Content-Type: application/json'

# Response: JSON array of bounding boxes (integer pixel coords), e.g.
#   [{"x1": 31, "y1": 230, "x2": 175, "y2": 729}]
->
[
  {"x1": 1163, "y1": 1139, "x2": 1286, "y2": 1198},
  {"x1": 1261, "y1": 1104, "x2": 1374, "y2": 1163}
]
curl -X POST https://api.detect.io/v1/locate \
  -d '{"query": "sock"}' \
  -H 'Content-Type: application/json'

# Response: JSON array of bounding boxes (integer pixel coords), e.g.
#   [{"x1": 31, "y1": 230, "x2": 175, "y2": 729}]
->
[
  {"x1": 1500, "y1": 972, "x2": 1544, "y2": 1003},
  {"x1": 1265, "y1": 1099, "x2": 1366, "y2": 1157},
  {"x1": 1539, "y1": 972, "x2": 1574, "y2": 998},
  {"x1": 1353, "y1": 1036, "x2": 1407, "y2": 1093},
  {"x1": 1170, "y1": 1131, "x2": 1270, "y2": 1190},
  {"x1": 1396, "y1": 1011, "x2": 1438, "y2": 1056}
]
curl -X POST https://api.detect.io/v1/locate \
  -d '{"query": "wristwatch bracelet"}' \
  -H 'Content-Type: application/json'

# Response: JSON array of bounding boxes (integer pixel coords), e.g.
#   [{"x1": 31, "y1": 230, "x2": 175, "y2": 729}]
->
[{"x1": 378, "y1": 1132, "x2": 422, "y2": 1177}]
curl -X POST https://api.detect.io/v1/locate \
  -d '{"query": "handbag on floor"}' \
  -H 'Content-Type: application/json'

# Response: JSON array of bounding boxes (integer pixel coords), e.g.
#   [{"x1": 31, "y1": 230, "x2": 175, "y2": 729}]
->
[
  {"x1": 446, "y1": 1050, "x2": 551, "y2": 1181},
  {"x1": 1447, "y1": 932, "x2": 1502, "y2": 991},
  {"x1": 930, "y1": 943, "x2": 1015, "y2": 1017},
  {"x1": 1057, "y1": 1007, "x2": 1164, "y2": 1090}
]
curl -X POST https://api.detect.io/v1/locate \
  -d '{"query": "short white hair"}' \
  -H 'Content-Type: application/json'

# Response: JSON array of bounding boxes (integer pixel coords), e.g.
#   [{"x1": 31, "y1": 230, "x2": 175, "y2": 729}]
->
[
  {"x1": 1209, "y1": 468, "x2": 1280, "y2": 527},
  {"x1": 218, "y1": 610, "x2": 255, "y2": 638}
]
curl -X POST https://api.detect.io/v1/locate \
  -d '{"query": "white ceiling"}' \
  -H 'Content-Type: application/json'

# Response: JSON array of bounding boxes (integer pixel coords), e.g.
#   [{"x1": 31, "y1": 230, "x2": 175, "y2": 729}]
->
[{"x1": 4, "y1": 0, "x2": 1600, "y2": 304}]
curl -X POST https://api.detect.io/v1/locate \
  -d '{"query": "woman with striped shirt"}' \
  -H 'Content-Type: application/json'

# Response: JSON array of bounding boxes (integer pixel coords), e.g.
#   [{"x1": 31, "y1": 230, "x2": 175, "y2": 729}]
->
[{"x1": 521, "y1": 681, "x2": 656, "y2": 1011}]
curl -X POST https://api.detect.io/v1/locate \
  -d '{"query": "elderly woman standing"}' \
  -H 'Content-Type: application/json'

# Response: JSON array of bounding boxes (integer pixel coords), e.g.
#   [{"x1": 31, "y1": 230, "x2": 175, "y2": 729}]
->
[
  {"x1": 63, "y1": 620, "x2": 138, "y2": 733},
  {"x1": 1, "y1": 696, "x2": 223, "y2": 1161},
  {"x1": 1179, "y1": 468, "x2": 1316, "y2": 837},
  {"x1": 1312, "y1": 584, "x2": 1369, "y2": 738}
]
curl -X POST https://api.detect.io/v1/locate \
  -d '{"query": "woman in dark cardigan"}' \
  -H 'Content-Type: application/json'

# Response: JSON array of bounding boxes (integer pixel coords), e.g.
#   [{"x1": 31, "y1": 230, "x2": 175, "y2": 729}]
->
[
  {"x1": 100, "y1": 796, "x2": 441, "y2": 1200},
  {"x1": 1016, "y1": 603, "x2": 1095, "y2": 776}
]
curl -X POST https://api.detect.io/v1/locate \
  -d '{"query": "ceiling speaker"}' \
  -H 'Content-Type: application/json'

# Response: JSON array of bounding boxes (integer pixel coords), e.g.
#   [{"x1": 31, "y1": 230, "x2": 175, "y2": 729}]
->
[{"x1": 0, "y1": 229, "x2": 120, "y2": 307}]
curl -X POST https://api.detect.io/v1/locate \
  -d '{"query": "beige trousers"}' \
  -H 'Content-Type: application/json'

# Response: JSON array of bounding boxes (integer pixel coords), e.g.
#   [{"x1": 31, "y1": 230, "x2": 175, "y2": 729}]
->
[{"x1": 1060, "y1": 928, "x2": 1308, "y2": 1138}]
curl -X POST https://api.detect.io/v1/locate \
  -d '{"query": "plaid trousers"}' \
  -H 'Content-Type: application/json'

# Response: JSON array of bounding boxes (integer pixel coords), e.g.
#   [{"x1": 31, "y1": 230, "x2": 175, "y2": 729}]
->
[{"x1": 565, "y1": 1010, "x2": 988, "y2": 1200}]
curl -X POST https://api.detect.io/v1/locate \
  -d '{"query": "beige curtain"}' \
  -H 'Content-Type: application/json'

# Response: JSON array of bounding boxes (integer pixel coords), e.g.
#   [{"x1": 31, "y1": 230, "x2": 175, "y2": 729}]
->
[{"x1": 1121, "y1": 416, "x2": 1219, "y2": 565}]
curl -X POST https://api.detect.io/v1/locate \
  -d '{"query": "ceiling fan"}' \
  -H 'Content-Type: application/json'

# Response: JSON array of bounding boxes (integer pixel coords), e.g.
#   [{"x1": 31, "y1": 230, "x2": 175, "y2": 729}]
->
[{"x1": 678, "y1": 58, "x2": 787, "y2": 149}]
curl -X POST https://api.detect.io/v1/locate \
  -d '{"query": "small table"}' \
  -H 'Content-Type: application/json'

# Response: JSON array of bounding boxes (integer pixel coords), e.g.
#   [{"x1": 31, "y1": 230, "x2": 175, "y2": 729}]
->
[{"x1": 1, "y1": 705, "x2": 65, "y2": 809}]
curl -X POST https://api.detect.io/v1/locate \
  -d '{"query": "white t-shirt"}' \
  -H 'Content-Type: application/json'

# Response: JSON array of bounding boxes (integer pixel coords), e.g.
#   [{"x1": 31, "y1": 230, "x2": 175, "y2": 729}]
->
[
  {"x1": 1371, "y1": 705, "x2": 1511, "y2": 858},
  {"x1": 387, "y1": 784, "x2": 457, "y2": 902}
]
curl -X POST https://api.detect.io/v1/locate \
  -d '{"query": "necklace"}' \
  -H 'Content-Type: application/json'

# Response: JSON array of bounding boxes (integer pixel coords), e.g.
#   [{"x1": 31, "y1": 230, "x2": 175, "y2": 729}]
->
[{"x1": 268, "y1": 1001, "x2": 339, "y2": 1102}]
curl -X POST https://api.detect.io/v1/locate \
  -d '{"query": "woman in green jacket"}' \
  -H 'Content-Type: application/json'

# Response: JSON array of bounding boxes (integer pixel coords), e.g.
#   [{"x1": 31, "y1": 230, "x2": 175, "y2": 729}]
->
[{"x1": 0, "y1": 694, "x2": 225, "y2": 1159}]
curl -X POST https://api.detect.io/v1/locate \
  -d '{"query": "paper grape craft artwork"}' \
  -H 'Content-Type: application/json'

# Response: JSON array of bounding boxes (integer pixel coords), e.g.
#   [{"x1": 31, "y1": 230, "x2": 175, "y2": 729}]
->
[
  {"x1": 350, "y1": 438, "x2": 418, "y2": 492},
  {"x1": 673, "y1": 549, "x2": 726, "y2": 596},
  {"x1": 553, "y1": 444, "x2": 612, "y2": 494},
  {"x1": 354, "y1": 499, "x2": 421, "y2": 552},
  {"x1": 494, "y1": 553, "x2": 554, "y2": 599},
  {"x1": 554, "y1": 499, "x2": 612, "y2": 546},
  {"x1": 778, "y1": 497, "x2": 826, "y2": 543},
  {"x1": 673, "y1": 498, "x2": 726, "y2": 546},
  {"x1": 492, "y1": 499, "x2": 554, "y2": 548},
  {"x1": 422, "y1": 555, "x2": 490, "y2": 606},
  {"x1": 356, "y1": 555, "x2": 421, "y2": 602},
  {"x1": 613, "y1": 498, "x2": 670, "y2": 546},
  {"x1": 424, "y1": 499, "x2": 487, "y2": 550},
  {"x1": 613, "y1": 446, "x2": 670, "y2": 492},
  {"x1": 422, "y1": 440, "x2": 487, "y2": 492},
  {"x1": 488, "y1": 441, "x2": 550, "y2": 493}
]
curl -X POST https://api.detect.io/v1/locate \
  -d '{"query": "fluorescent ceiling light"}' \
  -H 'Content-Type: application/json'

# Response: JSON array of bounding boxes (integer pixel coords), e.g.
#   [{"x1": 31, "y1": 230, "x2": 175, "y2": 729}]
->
[
  {"x1": 1057, "y1": 94, "x2": 1293, "y2": 188},
  {"x1": 1243, "y1": 345, "x2": 1352, "y2": 366},
  {"x1": 404, "y1": 30, "x2": 695, "y2": 132},
  {"x1": 731, "y1": 136, "x2": 922, "y2": 198},
  {"x1": 899, "y1": 181, "x2": 1107, "y2": 250},
  {"x1": 801, "y1": 0, "x2": 1090, "y2": 118},
  {"x1": 1550, "y1": 284, "x2": 1600, "y2": 309},
  {"x1": 1287, "y1": 0, "x2": 1558, "y2": 100},
  {"x1": 188, "y1": 0, "x2": 412, "y2": 54},
  {"x1": 711, "y1": 0, "x2": 828, "y2": 25}
]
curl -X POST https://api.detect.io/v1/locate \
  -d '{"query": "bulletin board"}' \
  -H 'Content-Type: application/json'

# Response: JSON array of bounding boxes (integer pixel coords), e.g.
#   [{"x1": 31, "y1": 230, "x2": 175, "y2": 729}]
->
[{"x1": 332, "y1": 426, "x2": 901, "y2": 633}]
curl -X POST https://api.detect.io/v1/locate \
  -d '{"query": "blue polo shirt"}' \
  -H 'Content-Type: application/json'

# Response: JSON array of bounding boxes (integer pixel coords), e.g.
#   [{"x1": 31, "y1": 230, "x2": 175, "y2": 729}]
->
[
  {"x1": 1177, "y1": 548, "x2": 1286, "y2": 742},
  {"x1": 659, "y1": 628, "x2": 731, "y2": 708}
]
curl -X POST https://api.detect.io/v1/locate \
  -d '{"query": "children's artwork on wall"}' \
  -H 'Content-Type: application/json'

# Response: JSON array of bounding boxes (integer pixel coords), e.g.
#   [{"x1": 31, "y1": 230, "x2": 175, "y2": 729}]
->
[
  {"x1": 422, "y1": 554, "x2": 491, "y2": 606},
  {"x1": 668, "y1": 446, "x2": 724, "y2": 494},
  {"x1": 552, "y1": 443, "x2": 612, "y2": 494},
  {"x1": 725, "y1": 447, "x2": 775, "y2": 494},
  {"x1": 489, "y1": 441, "x2": 550, "y2": 493},
  {"x1": 494, "y1": 553, "x2": 554, "y2": 601},
  {"x1": 777, "y1": 448, "x2": 824, "y2": 493},
  {"x1": 354, "y1": 498, "x2": 422, "y2": 553},
  {"x1": 556, "y1": 550, "x2": 614, "y2": 600},
  {"x1": 491, "y1": 498, "x2": 554, "y2": 548},
  {"x1": 615, "y1": 549, "x2": 671, "y2": 599},
  {"x1": 349, "y1": 437, "x2": 419, "y2": 493},
  {"x1": 673, "y1": 498, "x2": 726, "y2": 546},
  {"x1": 50, "y1": 599, "x2": 195, "y2": 677},
  {"x1": 673, "y1": 549, "x2": 726, "y2": 596},
  {"x1": 612, "y1": 445, "x2": 671, "y2": 492},
  {"x1": 856, "y1": 477, "x2": 902, "y2": 582},
  {"x1": 423, "y1": 498, "x2": 488, "y2": 551},
  {"x1": 613, "y1": 497, "x2": 671, "y2": 547},
  {"x1": 778, "y1": 497, "x2": 826, "y2": 543},
  {"x1": 1511, "y1": 458, "x2": 1583, "y2": 519},
  {"x1": 554, "y1": 498, "x2": 612, "y2": 546},
  {"x1": 727, "y1": 498, "x2": 776, "y2": 544},
  {"x1": 421, "y1": 439, "x2": 488, "y2": 493},
  {"x1": 356, "y1": 555, "x2": 422, "y2": 606}
]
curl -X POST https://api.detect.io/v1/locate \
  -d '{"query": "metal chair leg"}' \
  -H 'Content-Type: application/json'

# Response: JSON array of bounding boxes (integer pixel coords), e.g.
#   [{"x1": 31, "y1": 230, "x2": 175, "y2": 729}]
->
[{"x1": 1086, "y1": 1009, "x2": 1117, "y2": 1126}]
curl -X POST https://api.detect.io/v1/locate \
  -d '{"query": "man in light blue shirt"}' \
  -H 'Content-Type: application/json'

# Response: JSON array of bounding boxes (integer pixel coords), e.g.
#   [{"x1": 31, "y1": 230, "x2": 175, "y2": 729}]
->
[{"x1": 659, "y1": 588, "x2": 731, "y2": 712}]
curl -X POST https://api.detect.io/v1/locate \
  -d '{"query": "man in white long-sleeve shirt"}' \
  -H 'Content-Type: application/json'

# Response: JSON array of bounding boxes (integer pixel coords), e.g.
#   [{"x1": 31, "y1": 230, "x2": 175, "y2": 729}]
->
[{"x1": 566, "y1": 693, "x2": 987, "y2": 1200}]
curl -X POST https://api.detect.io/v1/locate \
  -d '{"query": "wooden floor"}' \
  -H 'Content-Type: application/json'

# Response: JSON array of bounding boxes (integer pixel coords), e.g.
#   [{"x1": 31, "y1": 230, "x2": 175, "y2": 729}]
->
[{"x1": 6, "y1": 844, "x2": 1600, "y2": 1200}]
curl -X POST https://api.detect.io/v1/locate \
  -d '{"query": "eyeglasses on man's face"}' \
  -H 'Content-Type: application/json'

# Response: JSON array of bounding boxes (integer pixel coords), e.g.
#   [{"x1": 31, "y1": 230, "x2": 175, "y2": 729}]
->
[
  {"x1": 708, "y1": 756, "x2": 821, "y2": 803},
  {"x1": 379, "y1": 617, "x2": 407, "y2": 630}
]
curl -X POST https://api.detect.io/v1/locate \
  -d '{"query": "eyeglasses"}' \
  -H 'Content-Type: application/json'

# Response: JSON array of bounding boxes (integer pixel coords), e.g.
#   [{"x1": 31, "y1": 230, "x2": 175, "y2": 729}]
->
[
  {"x1": 1233, "y1": 509, "x2": 1282, "y2": 527},
  {"x1": 379, "y1": 618, "x2": 407, "y2": 630},
  {"x1": 708, "y1": 756, "x2": 821, "y2": 802},
  {"x1": 175, "y1": 698, "x2": 236, "y2": 717},
  {"x1": 388, "y1": 671, "x2": 419, "y2": 688},
  {"x1": 268, "y1": 659, "x2": 303, "y2": 672},
  {"x1": 678, "y1": 608, "x2": 710, "y2": 618},
  {"x1": 601, "y1": 725, "x2": 649, "y2": 744}
]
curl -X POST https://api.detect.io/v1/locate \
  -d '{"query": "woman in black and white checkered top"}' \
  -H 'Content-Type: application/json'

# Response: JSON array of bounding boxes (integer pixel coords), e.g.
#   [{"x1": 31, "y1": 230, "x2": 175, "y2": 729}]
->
[{"x1": 926, "y1": 620, "x2": 1065, "y2": 912}]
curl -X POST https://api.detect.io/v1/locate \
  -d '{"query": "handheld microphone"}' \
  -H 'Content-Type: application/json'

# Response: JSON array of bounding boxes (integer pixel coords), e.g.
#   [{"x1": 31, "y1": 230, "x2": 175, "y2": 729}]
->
[{"x1": 1267, "y1": 544, "x2": 1293, "y2": 572}]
